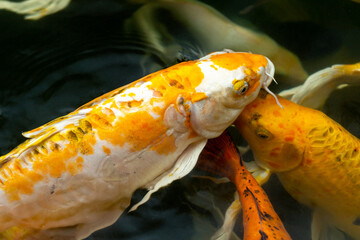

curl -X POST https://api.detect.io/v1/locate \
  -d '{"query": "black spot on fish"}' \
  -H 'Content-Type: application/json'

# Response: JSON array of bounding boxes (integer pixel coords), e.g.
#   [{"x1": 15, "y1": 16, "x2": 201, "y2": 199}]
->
[
  {"x1": 53, "y1": 143, "x2": 60, "y2": 151},
  {"x1": 243, "y1": 189, "x2": 250, "y2": 197},
  {"x1": 237, "y1": 148, "x2": 244, "y2": 166},
  {"x1": 169, "y1": 79, "x2": 184, "y2": 89},
  {"x1": 50, "y1": 184, "x2": 56, "y2": 194},
  {"x1": 353, "y1": 217, "x2": 360, "y2": 226},
  {"x1": 252, "y1": 112, "x2": 262, "y2": 121},
  {"x1": 262, "y1": 211, "x2": 273, "y2": 220},
  {"x1": 259, "y1": 230, "x2": 268, "y2": 240}
]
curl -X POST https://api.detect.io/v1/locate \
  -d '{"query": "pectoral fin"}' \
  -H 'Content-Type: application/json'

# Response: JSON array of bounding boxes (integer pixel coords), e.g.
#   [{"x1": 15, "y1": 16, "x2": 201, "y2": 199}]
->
[
  {"x1": 129, "y1": 139, "x2": 207, "y2": 212},
  {"x1": 211, "y1": 195, "x2": 242, "y2": 240},
  {"x1": 243, "y1": 161, "x2": 271, "y2": 185},
  {"x1": 311, "y1": 209, "x2": 346, "y2": 240}
]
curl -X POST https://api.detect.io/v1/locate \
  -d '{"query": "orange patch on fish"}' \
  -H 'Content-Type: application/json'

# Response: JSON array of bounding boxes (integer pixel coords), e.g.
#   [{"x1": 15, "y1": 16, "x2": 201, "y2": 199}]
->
[
  {"x1": 270, "y1": 147, "x2": 280, "y2": 157},
  {"x1": 210, "y1": 64, "x2": 218, "y2": 70},
  {"x1": 284, "y1": 136, "x2": 294, "y2": 142},
  {"x1": 273, "y1": 110, "x2": 282, "y2": 117},
  {"x1": 0, "y1": 135, "x2": 90, "y2": 200},
  {"x1": 268, "y1": 161, "x2": 280, "y2": 169},
  {"x1": 150, "y1": 134, "x2": 177, "y2": 155},
  {"x1": 210, "y1": 52, "x2": 268, "y2": 71},
  {"x1": 102, "y1": 145, "x2": 111, "y2": 155},
  {"x1": 88, "y1": 61, "x2": 206, "y2": 155},
  {"x1": 93, "y1": 110, "x2": 175, "y2": 154},
  {"x1": 68, "y1": 156, "x2": 84, "y2": 176},
  {"x1": 191, "y1": 92, "x2": 207, "y2": 103}
]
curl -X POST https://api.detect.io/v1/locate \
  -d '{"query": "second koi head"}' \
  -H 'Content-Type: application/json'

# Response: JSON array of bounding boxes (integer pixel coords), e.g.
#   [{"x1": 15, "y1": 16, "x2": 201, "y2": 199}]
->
[{"x1": 234, "y1": 91, "x2": 311, "y2": 172}]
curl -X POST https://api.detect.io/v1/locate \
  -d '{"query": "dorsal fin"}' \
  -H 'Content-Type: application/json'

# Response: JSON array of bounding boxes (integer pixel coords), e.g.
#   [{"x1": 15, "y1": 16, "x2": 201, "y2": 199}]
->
[
  {"x1": 21, "y1": 80, "x2": 134, "y2": 139},
  {"x1": 0, "y1": 110, "x2": 90, "y2": 168},
  {"x1": 1, "y1": 79, "x2": 139, "y2": 167},
  {"x1": 0, "y1": 127, "x2": 59, "y2": 168},
  {"x1": 22, "y1": 111, "x2": 89, "y2": 139}
]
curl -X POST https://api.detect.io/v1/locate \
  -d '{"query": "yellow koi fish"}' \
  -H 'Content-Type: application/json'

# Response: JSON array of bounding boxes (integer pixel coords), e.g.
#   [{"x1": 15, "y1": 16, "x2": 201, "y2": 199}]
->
[
  {"x1": 235, "y1": 90, "x2": 360, "y2": 240},
  {"x1": 198, "y1": 132, "x2": 292, "y2": 240},
  {"x1": 0, "y1": 50, "x2": 275, "y2": 239}
]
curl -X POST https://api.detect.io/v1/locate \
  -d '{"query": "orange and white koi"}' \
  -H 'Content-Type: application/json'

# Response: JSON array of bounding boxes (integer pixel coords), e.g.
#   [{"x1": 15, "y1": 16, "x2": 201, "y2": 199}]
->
[
  {"x1": 0, "y1": 50, "x2": 275, "y2": 239},
  {"x1": 198, "y1": 132, "x2": 292, "y2": 240},
  {"x1": 236, "y1": 91, "x2": 360, "y2": 240}
]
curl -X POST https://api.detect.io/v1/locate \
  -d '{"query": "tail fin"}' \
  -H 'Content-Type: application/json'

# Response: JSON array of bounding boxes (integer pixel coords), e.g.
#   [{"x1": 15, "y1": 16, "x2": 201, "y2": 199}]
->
[{"x1": 198, "y1": 131, "x2": 292, "y2": 240}]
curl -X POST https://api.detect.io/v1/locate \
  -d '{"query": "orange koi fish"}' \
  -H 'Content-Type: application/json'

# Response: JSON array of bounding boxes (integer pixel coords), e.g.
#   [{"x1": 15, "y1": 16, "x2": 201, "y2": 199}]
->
[
  {"x1": 0, "y1": 51, "x2": 275, "y2": 239},
  {"x1": 198, "y1": 132, "x2": 292, "y2": 240},
  {"x1": 236, "y1": 90, "x2": 360, "y2": 240}
]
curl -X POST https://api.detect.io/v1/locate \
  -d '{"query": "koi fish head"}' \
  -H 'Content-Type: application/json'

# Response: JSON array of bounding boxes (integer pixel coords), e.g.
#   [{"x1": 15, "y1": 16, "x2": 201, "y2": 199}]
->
[
  {"x1": 189, "y1": 50, "x2": 275, "y2": 138},
  {"x1": 234, "y1": 90, "x2": 306, "y2": 172}
]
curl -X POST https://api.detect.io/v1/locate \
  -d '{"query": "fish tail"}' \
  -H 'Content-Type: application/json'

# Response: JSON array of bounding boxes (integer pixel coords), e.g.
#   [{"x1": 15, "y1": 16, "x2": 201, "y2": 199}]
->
[
  {"x1": 199, "y1": 132, "x2": 292, "y2": 239},
  {"x1": 233, "y1": 157, "x2": 292, "y2": 239},
  {"x1": 197, "y1": 131, "x2": 241, "y2": 179}
]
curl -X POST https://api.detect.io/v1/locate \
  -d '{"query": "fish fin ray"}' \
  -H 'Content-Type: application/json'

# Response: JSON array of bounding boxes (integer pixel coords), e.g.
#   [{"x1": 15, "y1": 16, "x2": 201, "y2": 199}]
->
[
  {"x1": 21, "y1": 82, "x2": 135, "y2": 139},
  {"x1": 0, "y1": 127, "x2": 59, "y2": 168},
  {"x1": 311, "y1": 209, "x2": 346, "y2": 240},
  {"x1": 1, "y1": 110, "x2": 90, "y2": 167},
  {"x1": 211, "y1": 194, "x2": 242, "y2": 240},
  {"x1": 129, "y1": 139, "x2": 207, "y2": 212},
  {"x1": 22, "y1": 112, "x2": 87, "y2": 139},
  {"x1": 244, "y1": 161, "x2": 271, "y2": 185}
]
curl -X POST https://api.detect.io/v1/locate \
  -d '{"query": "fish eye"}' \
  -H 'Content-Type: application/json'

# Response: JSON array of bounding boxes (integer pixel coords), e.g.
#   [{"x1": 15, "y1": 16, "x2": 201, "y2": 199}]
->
[
  {"x1": 233, "y1": 80, "x2": 249, "y2": 95},
  {"x1": 255, "y1": 127, "x2": 273, "y2": 140}
]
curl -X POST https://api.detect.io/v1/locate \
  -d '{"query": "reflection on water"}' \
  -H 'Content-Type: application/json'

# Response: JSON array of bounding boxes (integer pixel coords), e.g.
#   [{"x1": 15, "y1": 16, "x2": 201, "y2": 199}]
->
[{"x1": 0, "y1": 0, "x2": 359, "y2": 239}]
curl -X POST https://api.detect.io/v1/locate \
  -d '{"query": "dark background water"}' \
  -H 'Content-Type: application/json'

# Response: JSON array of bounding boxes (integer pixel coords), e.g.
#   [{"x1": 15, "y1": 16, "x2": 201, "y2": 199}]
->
[{"x1": 0, "y1": 0, "x2": 359, "y2": 239}]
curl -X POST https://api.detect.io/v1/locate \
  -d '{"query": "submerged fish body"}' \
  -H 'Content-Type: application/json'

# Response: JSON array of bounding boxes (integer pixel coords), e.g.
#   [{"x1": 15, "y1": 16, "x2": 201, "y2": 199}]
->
[
  {"x1": 236, "y1": 91, "x2": 360, "y2": 239},
  {"x1": 199, "y1": 132, "x2": 292, "y2": 240},
  {"x1": 0, "y1": 51, "x2": 274, "y2": 239}
]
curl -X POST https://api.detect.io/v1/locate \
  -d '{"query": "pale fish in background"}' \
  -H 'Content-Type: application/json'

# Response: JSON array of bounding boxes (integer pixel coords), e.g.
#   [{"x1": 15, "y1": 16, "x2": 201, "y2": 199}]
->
[
  {"x1": 124, "y1": 0, "x2": 308, "y2": 83},
  {"x1": 0, "y1": 0, "x2": 307, "y2": 82},
  {"x1": 0, "y1": 0, "x2": 70, "y2": 20},
  {"x1": 0, "y1": 51, "x2": 275, "y2": 239},
  {"x1": 280, "y1": 62, "x2": 360, "y2": 109}
]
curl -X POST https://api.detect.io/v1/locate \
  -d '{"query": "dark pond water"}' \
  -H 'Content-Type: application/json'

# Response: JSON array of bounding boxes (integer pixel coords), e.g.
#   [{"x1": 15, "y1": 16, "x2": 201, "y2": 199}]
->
[{"x1": 0, "y1": 0, "x2": 359, "y2": 239}]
